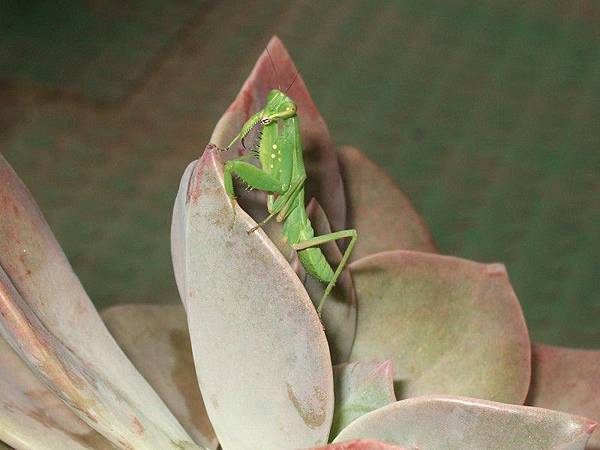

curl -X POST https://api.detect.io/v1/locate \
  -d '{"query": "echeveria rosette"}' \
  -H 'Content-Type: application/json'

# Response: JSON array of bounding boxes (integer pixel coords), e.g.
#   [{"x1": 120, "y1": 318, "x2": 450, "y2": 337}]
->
[
  {"x1": 174, "y1": 36, "x2": 597, "y2": 449},
  {"x1": 0, "y1": 35, "x2": 597, "y2": 450}
]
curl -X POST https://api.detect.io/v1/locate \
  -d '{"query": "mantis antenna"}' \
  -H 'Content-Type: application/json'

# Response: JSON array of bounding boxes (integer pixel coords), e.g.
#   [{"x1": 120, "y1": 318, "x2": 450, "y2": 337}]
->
[
  {"x1": 265, "y1": 47, "x2": 281, "y2": 90},
  {"x1": 284, "y1": 71, "x2": 299, "y2": 94}
]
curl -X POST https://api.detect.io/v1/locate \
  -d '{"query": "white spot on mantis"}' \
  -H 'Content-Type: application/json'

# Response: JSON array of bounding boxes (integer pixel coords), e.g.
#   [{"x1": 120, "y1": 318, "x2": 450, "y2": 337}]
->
[
  {"x1": 271, "y1": 153, "x2": 276, "y2": 159},
  {"x1": 270, "y1": 164, "x2": 274, "y2": 169},
  {"x1": 272, "y1": 144, "x2": 278, "y2": 149}
]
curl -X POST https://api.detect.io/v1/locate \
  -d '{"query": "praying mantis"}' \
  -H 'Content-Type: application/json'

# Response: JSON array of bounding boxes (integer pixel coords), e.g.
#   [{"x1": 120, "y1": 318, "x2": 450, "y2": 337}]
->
[{"x1": 222, "y1": 84, "x2": 357, "y2": 316}]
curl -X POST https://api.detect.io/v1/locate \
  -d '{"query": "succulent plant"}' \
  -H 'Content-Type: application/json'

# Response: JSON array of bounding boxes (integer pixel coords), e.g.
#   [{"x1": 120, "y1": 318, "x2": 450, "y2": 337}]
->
[{"x1": 0, "y1": 36, "x2": 598, "y2": 450}]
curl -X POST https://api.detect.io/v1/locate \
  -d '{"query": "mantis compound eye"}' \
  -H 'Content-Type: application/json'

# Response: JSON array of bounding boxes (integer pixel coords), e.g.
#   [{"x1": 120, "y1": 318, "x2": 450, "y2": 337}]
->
[{"x1": 261, "y1": 118, "x2": 272, "y2": 125}]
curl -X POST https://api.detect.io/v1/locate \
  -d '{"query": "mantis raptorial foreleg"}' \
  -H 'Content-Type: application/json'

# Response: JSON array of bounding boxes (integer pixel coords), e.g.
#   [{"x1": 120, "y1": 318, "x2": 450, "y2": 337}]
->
[
  {"x1": 223, "y1": 158, "x2": 286, "y2": 229},
  {"x1": 224, "y1": 159, "x2": 285, "y2": 197},
  {"x1": 292, "y1": 229, "x2": 358, "y2": 314}
]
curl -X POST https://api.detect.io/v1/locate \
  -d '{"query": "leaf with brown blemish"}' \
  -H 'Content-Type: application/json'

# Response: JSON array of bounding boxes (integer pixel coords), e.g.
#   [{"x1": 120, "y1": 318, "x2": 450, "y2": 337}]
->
[
  {"x1": 349, "y1": 250, "x2": 531, "y2": 404},
  {"x1": 101, "y1": 304, "x2": 218, "y2": 449},
  {"x1": 334, "y1": 396, "x2": 597, "y2": 450},
  {"x1": 176, "y1": 145, "x2": 333, "y2": 450}
]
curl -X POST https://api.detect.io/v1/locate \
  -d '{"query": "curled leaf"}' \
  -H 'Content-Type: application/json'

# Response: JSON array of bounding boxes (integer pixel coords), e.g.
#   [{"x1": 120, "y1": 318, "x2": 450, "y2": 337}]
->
[
  {"x1": 0, "y1": 267, "x2": 198, "y2": 449},
  {"x1": 0, "y1": 154, "x2": 196, "y2": 448},
  {"x1": 349, "y1": 250, "x2": 531, "y2": 404},
  {"x1": 179, "y1": 145, "x2": 333, "y2": 450},
  {"x1": 330, "y1": 361, "x2": 396, "y2": 440},
  {"x1": 334, "y1": 396, "x2": 597, "y2": 450}
]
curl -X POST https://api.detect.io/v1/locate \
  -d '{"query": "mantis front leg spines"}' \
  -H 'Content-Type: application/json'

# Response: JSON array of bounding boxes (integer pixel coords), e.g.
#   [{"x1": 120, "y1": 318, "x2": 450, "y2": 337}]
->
[{"x1": 223, "y1": 89, "x2": 357, "y2": 315}]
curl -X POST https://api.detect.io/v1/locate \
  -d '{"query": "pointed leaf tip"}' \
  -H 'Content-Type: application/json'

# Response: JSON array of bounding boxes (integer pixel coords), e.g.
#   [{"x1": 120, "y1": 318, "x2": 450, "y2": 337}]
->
[{"x1": 210, "y1": 39, "x2": 347, "y2": 232}]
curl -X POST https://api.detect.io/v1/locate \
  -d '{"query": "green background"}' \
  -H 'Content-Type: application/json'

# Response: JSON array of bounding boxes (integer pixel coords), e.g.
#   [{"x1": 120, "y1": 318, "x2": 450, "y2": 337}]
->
[{"x1": 1, "y1": 0, "x2": 598, "y2": 348}]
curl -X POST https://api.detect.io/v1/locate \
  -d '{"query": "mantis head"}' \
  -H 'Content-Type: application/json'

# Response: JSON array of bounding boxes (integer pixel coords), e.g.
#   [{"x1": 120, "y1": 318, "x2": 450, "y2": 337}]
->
[
  {"x1": 226, "y1": 89, "x2": 297, "y2": 150},
  {"x1": 261, "y1": 89, "x2": 297, "y2": 123}
]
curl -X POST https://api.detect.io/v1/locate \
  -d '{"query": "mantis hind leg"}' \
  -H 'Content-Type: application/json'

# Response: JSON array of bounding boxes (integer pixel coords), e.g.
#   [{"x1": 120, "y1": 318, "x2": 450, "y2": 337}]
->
[{"x1": 292, "y1": 229, "x2": 358, "y2": 316}]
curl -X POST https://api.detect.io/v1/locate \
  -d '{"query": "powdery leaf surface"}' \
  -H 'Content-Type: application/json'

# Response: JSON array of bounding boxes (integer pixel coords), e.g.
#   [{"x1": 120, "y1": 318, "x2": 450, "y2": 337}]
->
[
  {"x1": 0, "y1": 336, "x2": 111, "y2": 450},
  {"x1": 334, "y1": 396, "x2": 597, "y2": 450},
  {"x1": 0, "y1": 154, "x2": 196, "y2": 448},
  {"x1": 330, "y1": 361, "x2": 396, "y2": 440},
  {"x1": 349, "y1": 250, "x2": 531, "y2": 404},
  {"x1": 180, "y1": 145, "x2": 333, "y2": 450},
  {"x1": 527, "y1": 344, "x2": 600, "y2": 449},
  {"x1": 210, "y1": 36, "x2": 347, "y2": 233},
  {"x1": 337, "y1": 146, "x2": 437, "y2": 260},
  {"x1": 101, "y1": 304, "x2": 217, "y2": 449}
]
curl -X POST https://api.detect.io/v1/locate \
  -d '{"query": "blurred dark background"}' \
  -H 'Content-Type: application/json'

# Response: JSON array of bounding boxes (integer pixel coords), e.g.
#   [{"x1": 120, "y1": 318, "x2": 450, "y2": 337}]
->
[{"x1": 1, "y1": 1, "x2": 598, "y2": 348}]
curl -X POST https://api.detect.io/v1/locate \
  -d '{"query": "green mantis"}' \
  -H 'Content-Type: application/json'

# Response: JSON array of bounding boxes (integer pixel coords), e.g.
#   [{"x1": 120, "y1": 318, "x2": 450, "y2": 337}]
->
[{"x1": 223, "y1": 88, "x2": 357, "y2": 315}]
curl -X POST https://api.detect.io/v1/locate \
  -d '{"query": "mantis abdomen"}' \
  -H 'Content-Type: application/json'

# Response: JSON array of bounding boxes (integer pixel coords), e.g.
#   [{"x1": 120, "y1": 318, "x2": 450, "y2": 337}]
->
[{"x1": 282, "y1": 193, "x2": 335, "y2": 283}]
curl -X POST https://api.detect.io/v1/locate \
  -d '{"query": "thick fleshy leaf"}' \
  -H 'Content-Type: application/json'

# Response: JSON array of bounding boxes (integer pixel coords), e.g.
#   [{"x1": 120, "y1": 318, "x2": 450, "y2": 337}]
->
[
  {"x1": 337, "y1": 146, "x2": 436, "y2": 260},
  {"x1": 349, "y1": 250, "x2": 531, "y2": 404},
  {"x1": 330, "y1": 361, "x2": 396, "y2": 440},
  {"x1": 179, "y1": 145, "x2": 333, "y2": 450},
  {"x1": 210, "y1": 36, "x2": 347, "y2": 233},
  {"x1": 0, "y1": 335, "x2": 111, "y2": 450},
  {"x1": 310, "y1": 440, "x2": 406, "y2": 450},
  {"x1": 0, "y1": 154, "x2": 196, "y2": 448},
  {"x1": 304, "y1": 198, "x2": 356, "y2": 364},
  {"x1": 0, "y1": 268, "x2": 199, "y2": 449},
  {"x1": 527, "y1": 344, "x2": 600, "y2": 449},
  {"x1": 101, "y1": 304, "x2": 218, "y2": 449},
  {"x1": 171, "y1": 161, "x2": 195, "y2": 312},
  {"x1": 334, "y1": 396, "x2": 596, "y2": 449}
]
